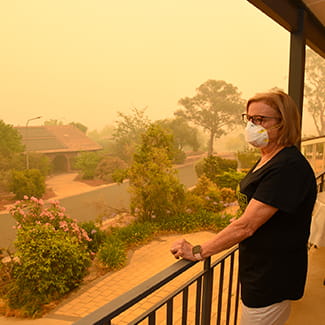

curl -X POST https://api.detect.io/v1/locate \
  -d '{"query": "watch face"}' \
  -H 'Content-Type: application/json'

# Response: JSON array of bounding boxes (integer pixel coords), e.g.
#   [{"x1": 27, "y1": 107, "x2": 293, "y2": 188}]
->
[{"x1": 192, "y1": 245, "x2": 201, "y2": 254}]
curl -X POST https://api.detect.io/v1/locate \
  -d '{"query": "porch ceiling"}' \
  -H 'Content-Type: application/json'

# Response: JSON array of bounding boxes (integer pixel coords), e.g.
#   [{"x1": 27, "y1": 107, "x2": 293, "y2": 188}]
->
[{"x1": 247, "y1": 0, "x2": 325, "y2": 58}]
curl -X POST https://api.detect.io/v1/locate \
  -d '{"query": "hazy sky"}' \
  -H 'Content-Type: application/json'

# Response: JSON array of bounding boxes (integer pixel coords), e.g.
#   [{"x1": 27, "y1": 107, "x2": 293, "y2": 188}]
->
[{"x1": 1, "y1": 0, "x2": 314, "y2": 133}]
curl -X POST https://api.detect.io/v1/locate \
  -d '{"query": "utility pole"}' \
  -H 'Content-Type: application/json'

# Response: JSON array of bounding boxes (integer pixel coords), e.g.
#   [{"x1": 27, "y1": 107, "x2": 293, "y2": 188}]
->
[{"x1": 25, "y1": 116, "x2": 42, "y2": 169}]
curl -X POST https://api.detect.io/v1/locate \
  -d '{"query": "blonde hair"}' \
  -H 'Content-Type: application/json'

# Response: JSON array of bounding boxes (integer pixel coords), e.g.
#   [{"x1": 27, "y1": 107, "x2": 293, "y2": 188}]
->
[{"x1": 246, "y1": 90, "x2": 301, "y2": 146}]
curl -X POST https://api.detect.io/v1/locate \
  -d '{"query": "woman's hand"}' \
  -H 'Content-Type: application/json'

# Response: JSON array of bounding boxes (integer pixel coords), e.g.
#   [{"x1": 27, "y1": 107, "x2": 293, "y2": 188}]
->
[{"x1": 170, "y1": 239, "x2": 196, "y2": 261}]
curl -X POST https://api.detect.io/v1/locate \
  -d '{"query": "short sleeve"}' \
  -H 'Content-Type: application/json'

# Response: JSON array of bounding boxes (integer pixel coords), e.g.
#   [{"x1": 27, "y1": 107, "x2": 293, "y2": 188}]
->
[{"x1": 252, "y1": 161, "x2": 313, "y2": 213}]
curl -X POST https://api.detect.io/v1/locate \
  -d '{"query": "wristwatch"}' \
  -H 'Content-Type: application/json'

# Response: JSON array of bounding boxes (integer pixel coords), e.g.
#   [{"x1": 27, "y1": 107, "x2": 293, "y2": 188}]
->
[{"x1": 192, "y1": 245, "x2": 204, "y2": 261}]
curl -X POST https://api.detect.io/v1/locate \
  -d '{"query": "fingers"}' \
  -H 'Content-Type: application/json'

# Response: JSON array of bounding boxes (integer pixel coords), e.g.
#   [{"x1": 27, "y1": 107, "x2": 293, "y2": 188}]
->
[
  {"x1": 170, "y1": 248, "x2": 183, "y2": 259},
  {"x1": 170, "y1": 248, "x2": 180, "y2": 259},
  {"x1": 170, "y1": 246, "x2": 182, "y2": 259},
  {"x1": 170, "y1": 239, "x2": 191, "y2": 260}
]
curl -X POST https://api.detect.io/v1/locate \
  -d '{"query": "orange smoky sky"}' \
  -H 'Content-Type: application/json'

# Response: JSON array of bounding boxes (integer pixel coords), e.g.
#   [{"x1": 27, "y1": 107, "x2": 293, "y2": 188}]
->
[{"x1": 0, "y1": 0, "x2": 303, "y2": 132}]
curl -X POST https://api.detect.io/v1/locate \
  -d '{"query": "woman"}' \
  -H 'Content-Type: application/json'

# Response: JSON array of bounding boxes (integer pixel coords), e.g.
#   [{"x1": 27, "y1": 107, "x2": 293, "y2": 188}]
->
[{"x1": 170, "y1": 90, "x2": 317, "y2": 325}]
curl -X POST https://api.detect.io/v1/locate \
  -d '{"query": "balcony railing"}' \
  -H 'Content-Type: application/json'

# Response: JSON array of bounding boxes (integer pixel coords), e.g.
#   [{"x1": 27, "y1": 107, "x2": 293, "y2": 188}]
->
[
  {"x1": 316, "y1": 171, "x2": 325, "y2": 192},
  {"x1": 73, "y1": 172, "x2": 324, "y2": 325},
  {"x1": 73, "y1": 245, "x2": 240, "y2": 325}
]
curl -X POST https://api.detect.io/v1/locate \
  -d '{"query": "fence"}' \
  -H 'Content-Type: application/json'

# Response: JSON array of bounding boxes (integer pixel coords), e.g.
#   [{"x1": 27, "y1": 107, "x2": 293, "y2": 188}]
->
[{"x1": 73, "y1": 245, "x2": 240, "y2": 325}]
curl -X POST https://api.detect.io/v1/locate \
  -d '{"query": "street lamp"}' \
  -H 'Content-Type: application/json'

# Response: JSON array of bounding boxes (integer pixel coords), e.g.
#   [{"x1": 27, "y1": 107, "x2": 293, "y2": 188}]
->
[{"x1": 25, "y1": 116, "x2": 42, "y2": 169}]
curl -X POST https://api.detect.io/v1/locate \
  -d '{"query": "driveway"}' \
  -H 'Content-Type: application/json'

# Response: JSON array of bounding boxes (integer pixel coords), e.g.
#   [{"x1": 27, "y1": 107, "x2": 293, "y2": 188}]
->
[{"x1": 46, "y1": 173, "x2": 107, "y2": 199}]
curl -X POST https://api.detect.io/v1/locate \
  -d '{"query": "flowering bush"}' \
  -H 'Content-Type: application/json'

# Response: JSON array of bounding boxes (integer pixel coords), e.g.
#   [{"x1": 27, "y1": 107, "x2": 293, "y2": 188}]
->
[
  {"x1": 3, "y1": 196, "x2": 92, "y2": 317},
  {"x1": 10, "y1": 196, "x2": 91, "y2": 244},
  {"x1": 5, "y1": 225, "x2": 91, "y2": 317}
]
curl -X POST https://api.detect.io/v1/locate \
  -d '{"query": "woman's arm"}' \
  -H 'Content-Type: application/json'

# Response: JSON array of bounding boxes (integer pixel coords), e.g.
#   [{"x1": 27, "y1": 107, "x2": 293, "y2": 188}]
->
[{"x1": 170, "y1": 199, "x2": 278, "y2": 261}]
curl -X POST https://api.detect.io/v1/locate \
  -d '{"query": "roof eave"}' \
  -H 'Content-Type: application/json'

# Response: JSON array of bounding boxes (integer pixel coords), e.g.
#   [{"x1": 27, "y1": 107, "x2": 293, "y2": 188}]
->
[{"x1": 247, "y1": 0, "x2": 325, "y2": 58}]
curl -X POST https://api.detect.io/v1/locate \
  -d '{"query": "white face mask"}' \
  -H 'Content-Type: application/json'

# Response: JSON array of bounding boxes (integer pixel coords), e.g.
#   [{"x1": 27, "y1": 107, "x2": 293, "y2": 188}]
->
[{"x1": 245, "y1": 121, "x2": 269, "y2": 148}]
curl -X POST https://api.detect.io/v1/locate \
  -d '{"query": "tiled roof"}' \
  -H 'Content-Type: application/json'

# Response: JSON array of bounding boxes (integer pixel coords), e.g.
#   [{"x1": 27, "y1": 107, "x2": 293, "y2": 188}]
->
[{"x1": 15, "y1": 125, "x2": 102, "y2": 153}]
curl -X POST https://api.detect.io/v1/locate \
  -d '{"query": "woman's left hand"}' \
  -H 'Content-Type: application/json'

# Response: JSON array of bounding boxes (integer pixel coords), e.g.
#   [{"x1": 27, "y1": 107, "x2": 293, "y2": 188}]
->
[{"x1": 170, "y1": 239, "x2": 196, "y2": 261}]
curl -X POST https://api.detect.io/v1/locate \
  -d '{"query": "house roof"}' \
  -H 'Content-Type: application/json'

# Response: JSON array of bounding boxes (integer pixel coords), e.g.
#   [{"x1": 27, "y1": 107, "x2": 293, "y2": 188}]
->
[{"x1": 16, "y1": 125, "x2": 102, "y2": 154}]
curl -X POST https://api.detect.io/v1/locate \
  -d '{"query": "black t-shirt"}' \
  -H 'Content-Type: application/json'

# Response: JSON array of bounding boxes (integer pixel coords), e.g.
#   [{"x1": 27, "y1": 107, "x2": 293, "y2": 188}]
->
[{"x1": 239, "y1": 146, "x2": 317, "y2": 308}]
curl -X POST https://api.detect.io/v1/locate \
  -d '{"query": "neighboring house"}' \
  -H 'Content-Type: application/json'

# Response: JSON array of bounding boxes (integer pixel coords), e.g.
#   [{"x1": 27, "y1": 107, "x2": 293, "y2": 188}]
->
[
  {"x1": 301, "y1": 136, "x2": 325, "y2": 174},
  {"x1": 15, "y1": 125, "x2": 103, "y2": 172}
]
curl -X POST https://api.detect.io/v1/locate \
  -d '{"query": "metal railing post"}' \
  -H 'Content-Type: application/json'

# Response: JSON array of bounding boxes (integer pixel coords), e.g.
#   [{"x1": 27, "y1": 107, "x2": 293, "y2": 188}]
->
[{"x1": 201, "y1": 257, "x2": 213, "y2": 325}]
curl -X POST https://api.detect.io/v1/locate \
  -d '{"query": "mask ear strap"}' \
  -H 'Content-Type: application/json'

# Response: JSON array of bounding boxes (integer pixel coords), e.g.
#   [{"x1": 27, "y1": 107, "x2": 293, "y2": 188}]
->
[{"x1": 269, "y1": 122, "x2": 282, "y2": 130}]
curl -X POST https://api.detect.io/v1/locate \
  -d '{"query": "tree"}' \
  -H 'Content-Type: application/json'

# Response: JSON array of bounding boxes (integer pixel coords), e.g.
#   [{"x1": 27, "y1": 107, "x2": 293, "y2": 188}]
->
[
  {"x1": 0, "y1": 120, "x2": 25, "y2": 192},
  {"x1": 88, "y1": 125, "x2": 115, "y2": 153},
  {"x1": 69, "y1": 122, "x2": 88, "y2": 134},
  {"x1": 128, "y1": 124, "x2": 185, "y2": 221},
  {"x1": 112, "y1": 107, "x2": 151, "y2": 163},
  {"x1": 44, "y1": 119, "x2": 63, "y2": 125},
  {"x1": 176, "y1": 80, "x2": 245, "y2": 155},
  {"x1": 0, "y1": 120, "x2": 24, "y2": 157},
  {"x1": 157, "y1": 117, "x2": 201, "y2": 152},
  {"x1": 44, "y1": 120, "x2": 88, "y2": 133},
  {"x1": 305, "y1": 49, "x2": 325, "y2": 135}
]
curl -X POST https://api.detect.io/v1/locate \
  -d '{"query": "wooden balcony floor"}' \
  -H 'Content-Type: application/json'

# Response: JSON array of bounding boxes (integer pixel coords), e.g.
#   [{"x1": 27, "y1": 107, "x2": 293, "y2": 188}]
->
[{"x1": 286, "y1": 246, "x2": 325, "y2": 325}]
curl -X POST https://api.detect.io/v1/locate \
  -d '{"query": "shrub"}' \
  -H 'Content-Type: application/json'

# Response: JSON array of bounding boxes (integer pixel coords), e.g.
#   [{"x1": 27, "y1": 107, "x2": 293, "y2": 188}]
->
[
  {"x1": 195, "y1": 155, "x2": 237, "y2": 184},
  {"x1": 156, "y1": 210, "x2": 232, "y2": 233},
  {"x1": 74, "y1": 152, "x2": 102, "y2": 179},
  {"x1": 173, "y1": 149, "x2": 186, "y2": 164},
  {"x1": 215, "y1": 171, "x2": 246, "y2": 191},
  {"x1": 98, "y1": 221, "x2": 157, "y2": 269},
  {"x1": 10, "y1": 169, "x2": 46, "y2": 199},
  {"x1": 111, "y1": 168, "x2": 129, "y2": 183},
  {"x1": 220, "y1": 187, "x2": 237, "y2": 203},
  {"x1": 26, "y1": 153, "x2": 52, "y2": 176},
  {"x1": 95, "y1": 156, "x2": 128, "y2": 183},
  {"x1": 0, "y1": 169, "x2": 11, "y2": 193},
  {"x1": 110, "y1": 221, "x2": 157, "y2": 246},
  {"x1": 3, "y1": 198, "x2": 92, "y2": 317},
  {"x1": 237, "y1": 150, "x2": 260, "y2": 170},
  {"x1": 97, "y1": 237, "x2": 127, "y2": 271},
  {"x1": 0, "y1": 251, "x2": 14, "y2": 296},
  {"x1": 4, "y1": 225, "x2": 90, "y2": 317},
  {"x1": 188, "y1": 175, "x2": 224, "y2": 213},
  {"x1": 79, "y1": 221, "x2": 108, "y2": 253}
]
